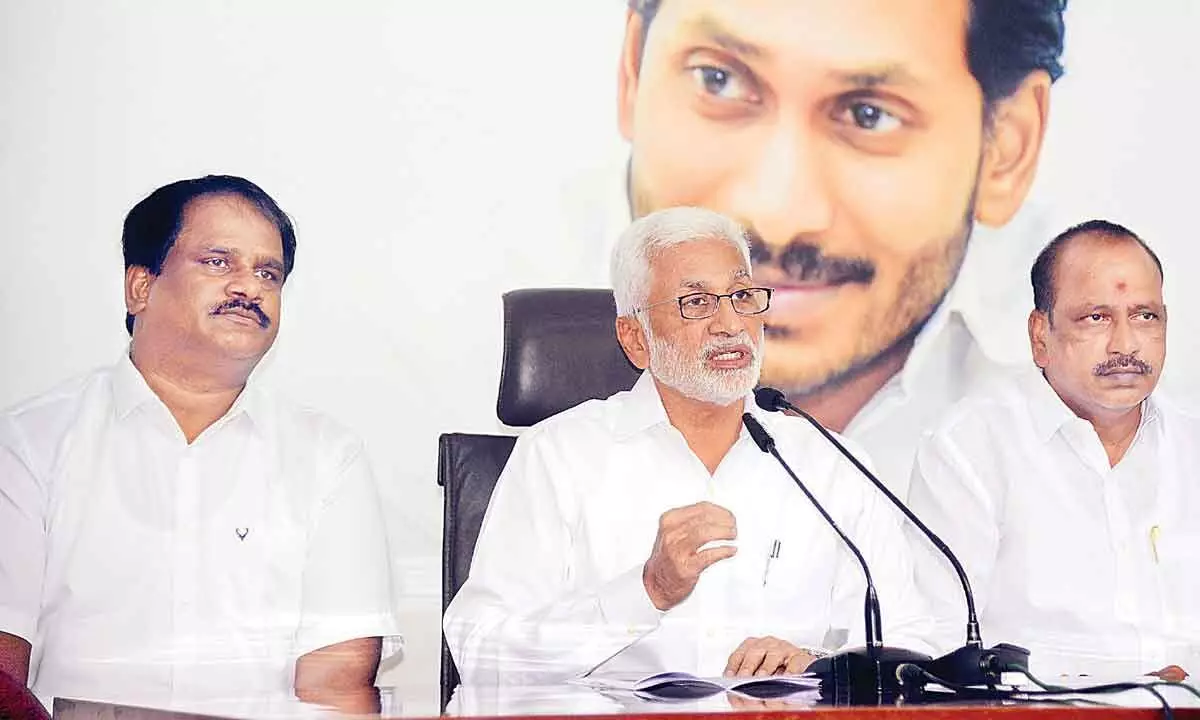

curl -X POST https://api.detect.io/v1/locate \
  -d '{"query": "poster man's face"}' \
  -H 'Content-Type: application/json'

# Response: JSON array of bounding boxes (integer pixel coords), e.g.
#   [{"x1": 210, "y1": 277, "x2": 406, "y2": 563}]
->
[{"x1": 619, "y1": 0, "x2": 1046, "y2": 396}]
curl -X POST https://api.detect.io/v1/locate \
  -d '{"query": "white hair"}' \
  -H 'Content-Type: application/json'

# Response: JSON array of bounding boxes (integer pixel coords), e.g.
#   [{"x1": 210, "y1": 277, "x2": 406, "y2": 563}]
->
[{"x1": 610, "y1": 206, "x2": 751, "y2": 317}]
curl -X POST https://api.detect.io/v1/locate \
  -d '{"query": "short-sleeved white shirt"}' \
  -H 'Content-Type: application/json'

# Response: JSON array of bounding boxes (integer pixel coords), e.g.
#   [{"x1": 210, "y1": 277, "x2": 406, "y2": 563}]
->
[{"x1": 0, "y1": 355, "x2": 399, "y2": 709}]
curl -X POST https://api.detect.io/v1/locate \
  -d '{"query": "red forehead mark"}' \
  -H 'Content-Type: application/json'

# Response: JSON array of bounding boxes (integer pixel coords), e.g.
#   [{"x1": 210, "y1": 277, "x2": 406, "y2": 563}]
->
[{"x1": 1116, "y1": 281, "x2": 1127, "y2": 292}]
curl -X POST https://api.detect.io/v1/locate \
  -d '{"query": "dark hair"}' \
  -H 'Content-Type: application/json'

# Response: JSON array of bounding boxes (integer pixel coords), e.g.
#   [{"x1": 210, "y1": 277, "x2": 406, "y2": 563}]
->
[
  {"x1": 121, "y1": 174, "x2": 296, "y2": 335},
  {"x1": 629, "y1": 0, "x2": 1067, "y2": 109},
  {"x1": 1030, "y1": 219, "x2": 1163, "y2": 317}
]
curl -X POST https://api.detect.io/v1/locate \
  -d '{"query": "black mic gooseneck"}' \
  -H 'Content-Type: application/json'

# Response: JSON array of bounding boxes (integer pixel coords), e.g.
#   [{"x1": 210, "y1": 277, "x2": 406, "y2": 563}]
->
[
  {"x1": 752, "y1": 386, "x2": 981, "y2": 647},
  {"x1": 753, "y1": 386, "x2": 1032, "y2": 690},
  {"x1": 741, "y1": 412, "x2": 882, "y2": 654}
]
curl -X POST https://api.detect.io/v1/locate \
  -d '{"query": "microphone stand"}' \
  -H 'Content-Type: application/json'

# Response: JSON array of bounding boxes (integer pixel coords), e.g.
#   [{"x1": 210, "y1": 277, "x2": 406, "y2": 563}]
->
[
  {"x1": 742, "y1": 413, "x2": 930, "y2": 705},
  {"x1": 753, "y1": 387, "x2": 1031, "y2": 692}
]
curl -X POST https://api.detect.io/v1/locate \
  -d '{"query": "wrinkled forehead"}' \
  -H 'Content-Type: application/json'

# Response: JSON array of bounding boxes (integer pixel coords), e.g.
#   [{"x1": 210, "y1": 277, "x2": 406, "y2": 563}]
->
[
  {"x1": 1054, "y1": 235, "x2": 1164, "y2": 304},
  {"x1": 174, "y1": 193, "x2": 284, "y2": 255},
  {"x1": 649, "y1": 241, "x2": 752, "y2": 293}
]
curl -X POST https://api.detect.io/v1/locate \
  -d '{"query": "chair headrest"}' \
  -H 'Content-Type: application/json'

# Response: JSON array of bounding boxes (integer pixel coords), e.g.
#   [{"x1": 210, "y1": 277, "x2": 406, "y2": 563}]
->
[{"x1": 497, "y1": 289, "x2": 641, "y2": 427}]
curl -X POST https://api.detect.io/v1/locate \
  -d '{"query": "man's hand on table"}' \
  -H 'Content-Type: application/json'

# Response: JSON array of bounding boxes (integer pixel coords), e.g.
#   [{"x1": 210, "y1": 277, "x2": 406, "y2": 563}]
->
[{"x1": 724, "y1": 636, "x2": 817, "y2": 677}]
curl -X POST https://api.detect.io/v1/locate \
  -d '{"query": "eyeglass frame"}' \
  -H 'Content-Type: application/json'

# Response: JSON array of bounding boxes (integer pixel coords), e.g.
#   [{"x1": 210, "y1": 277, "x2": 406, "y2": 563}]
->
[{"x1": 633, "y1": 287, "x2": 774, "y2": 320}]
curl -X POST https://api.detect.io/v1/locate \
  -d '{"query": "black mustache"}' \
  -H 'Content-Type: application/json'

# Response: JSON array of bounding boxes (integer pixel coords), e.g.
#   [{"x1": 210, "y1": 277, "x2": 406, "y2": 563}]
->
[
  {"x1": 747, "y1": 231, "x2": 875, "y2": 286},
  {"x1": 1093, "y1": 354, "x2": 1152, "y2": 376},
  {"x1": 212, "y1": 298, "x2": 270, "y2": 329}
]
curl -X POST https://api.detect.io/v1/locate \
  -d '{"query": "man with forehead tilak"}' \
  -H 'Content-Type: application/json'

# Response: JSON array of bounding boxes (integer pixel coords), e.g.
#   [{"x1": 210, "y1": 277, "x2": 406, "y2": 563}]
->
[{"x1": 909, "y1": 221, "x2": 1200, "y2": 681}]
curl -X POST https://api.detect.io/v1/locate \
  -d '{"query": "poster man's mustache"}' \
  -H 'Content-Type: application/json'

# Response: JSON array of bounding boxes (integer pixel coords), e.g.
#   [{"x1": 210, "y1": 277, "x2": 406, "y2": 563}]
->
[
  {"x1": 746, "y1": 231, "x2": 875, "y2": 286},
  {"x1": 212, "y1": 298, "x2": 271, "y2": 329},
  {"x1": 1093, "y1": 353, "x2": 1152, "y2": 376}
]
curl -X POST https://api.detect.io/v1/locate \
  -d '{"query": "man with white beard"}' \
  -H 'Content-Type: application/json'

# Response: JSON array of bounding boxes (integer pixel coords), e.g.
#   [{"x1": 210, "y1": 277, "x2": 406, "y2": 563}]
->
[{"x1": 443, "y1": 207, "x2": 930, "y2": 687}]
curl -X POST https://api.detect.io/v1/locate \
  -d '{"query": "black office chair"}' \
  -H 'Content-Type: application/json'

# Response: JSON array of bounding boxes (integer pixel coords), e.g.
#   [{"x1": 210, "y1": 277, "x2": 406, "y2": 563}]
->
[{"x1": 437, "y1": 288, "x2": 641, "y2": 710}]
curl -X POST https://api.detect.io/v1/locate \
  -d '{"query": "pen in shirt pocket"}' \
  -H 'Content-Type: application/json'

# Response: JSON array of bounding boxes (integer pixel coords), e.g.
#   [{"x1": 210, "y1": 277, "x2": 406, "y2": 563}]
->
[
  {"x1": 1150, "y1": 525, "x2": 1161, "y2": 564},
  {"x1": 762, "y1": 539, "x2": 781, "y2": 586}
]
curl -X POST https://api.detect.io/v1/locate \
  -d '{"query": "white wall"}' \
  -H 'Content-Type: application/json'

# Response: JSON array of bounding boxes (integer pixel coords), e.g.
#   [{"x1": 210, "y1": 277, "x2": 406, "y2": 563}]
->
[{"x1": 2, "y1": 0, "x2": 1198, "y2": 707}]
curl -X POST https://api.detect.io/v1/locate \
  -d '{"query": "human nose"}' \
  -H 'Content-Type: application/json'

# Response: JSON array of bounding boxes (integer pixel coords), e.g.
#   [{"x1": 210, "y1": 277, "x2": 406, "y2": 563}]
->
[
  {"x1": 706, "y1": 295, "x2": 746, "y2": 335},
  {"x1": 1106, "y1": 316, "x2": 1139, "y2": 355},
  {"x1": 225, "y1": 265, "x2": 263, "y2": 300},
  {"x1": 727, "y1": 119, "x2": 834, "y2": 250}
]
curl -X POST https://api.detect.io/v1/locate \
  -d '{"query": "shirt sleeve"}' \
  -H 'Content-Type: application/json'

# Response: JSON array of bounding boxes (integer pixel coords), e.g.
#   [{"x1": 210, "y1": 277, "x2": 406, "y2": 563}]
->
[
  {"x1": 0, "y1": 418, "x2": 47, "y2": 644},
  {"x1": 443, "y1": 429, "x2": 663, "y2": 685},
  {"x1": 293, "y1": 441, "x2": 399, "y2": 658},
  {"x1": 906, "y1": 424, "x2": 1003, "y2": 656}
]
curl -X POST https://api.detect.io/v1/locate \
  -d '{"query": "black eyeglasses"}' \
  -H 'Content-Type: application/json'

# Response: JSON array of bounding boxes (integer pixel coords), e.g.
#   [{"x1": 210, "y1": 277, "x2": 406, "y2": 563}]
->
[{"x1": 636, "y1": 287, "x2": 773, "y2": 320}]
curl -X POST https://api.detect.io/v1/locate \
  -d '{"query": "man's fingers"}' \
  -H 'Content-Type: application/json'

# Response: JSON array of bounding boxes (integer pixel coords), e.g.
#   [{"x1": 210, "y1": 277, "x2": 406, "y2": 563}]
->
[
  {"x1": 694, "y1": 519, "x2": 738, "y2": 541},
  {"x1": 669, "y1": 519, "x2": 736, "y2": 547},
  {"x1": 724, "y1": 643, "x2": 748, "y2": 677},
  {"x1": 720, "y1": 638, "x2": 748, "y2": 676},
  {"x1": 663, "y1": 502, "x2": 736, "y2": 531},
  {"x1": 736, "y1": 646, "x2": 768, "y2": 677},
  {"x1": 694, "y1": 545, "x2": 737, "y2": 573},
  {"x1": 786, "y1": 651, "x2": 816, "y2": 674},
  {"x1": 691, "y1": 500, "x2": 736, "y2": 520},
  {"x1": 756, "y1": 649, "x2": 788, "y2": 676}
]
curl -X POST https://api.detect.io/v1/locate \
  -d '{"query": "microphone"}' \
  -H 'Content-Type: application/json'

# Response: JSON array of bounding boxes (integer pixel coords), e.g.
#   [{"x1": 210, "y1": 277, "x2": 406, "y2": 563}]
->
[
  {"x1": 742, "y1": 412, "x2": 929, "y2": 704},
  {"x1": 742, "y1": 413, "x2": 883, "y2": 651},
  {"x1": 752, "y1": 386, "x2": 1030, "y2": 689}
]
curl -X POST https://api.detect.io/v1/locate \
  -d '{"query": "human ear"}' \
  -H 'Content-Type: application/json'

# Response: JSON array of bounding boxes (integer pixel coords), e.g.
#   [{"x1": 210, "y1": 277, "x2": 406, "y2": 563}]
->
[
  {"x1": 974, "y1": 71, "x2": 1052, "y2": 227},
  {"x1": 617, "y1": 9, "x2": 647, "y2": 142},
  {"x1": 125, "y1": 266, "x2": 154, "y2": 319},
  {"x1": 1028, "y1": 308, "x2": 1050, "y2": 368},
  {"x1": 615, "y1": 315, "x2": 650, "y2": 370}
]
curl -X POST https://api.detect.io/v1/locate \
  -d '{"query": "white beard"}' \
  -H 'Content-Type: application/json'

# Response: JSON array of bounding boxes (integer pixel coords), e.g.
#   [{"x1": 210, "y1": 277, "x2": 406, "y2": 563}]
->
[{"x1": 646, "y1": 326, "x2": 763, "y2": 407}]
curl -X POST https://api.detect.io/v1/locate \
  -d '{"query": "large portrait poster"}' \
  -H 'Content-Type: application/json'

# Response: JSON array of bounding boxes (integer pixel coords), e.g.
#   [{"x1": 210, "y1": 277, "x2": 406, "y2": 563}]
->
[{"x1": 0, "y1": 0, "x2": 1196, "y2": 698}]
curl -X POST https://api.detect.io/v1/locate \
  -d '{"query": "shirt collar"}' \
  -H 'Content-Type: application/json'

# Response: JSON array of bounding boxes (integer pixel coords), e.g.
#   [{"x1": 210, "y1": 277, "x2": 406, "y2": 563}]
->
[
  {"x1": 1023, "y1": 369, "x2": 1079, "y2": 442},
  {"x1": 887, "y1": 222, "x2": 1023, "y2": 401},
  {"x1": 111, "y1": 351, "x2": 263, "y2": 436},
  {"x1": 882, "y1": 268, "x2": 994, "y2": 404},
  {"x1": 892, "y1": 290, "x2": 960, "y2": 400},
  {"x1": 1023, "y1": 367, "x2": 1162, "y2": 443},
  {"x1": 111, "y1": 351, "x2": 160, "y2": 420},
  {"x1": 612, "y1": 370, "x2": 756, "y2": 441}
]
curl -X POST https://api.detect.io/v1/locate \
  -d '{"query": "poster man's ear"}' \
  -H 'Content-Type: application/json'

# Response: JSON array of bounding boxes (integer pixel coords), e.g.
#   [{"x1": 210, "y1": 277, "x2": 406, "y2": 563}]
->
[
  {"x1": 974, "y1": 71, "x2": 1053, "y2": 228},
  {"x1": 617, "y1": 9, "x2": 646, "y2": 142}
]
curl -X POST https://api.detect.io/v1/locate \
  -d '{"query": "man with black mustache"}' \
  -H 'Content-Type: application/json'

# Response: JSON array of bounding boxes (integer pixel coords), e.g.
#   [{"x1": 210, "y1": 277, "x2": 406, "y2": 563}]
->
[
  {"x1": 0, "y1": 176, "x2": 397, "y2": 713},
  {"x1": 597, "y1": 0, "x2": 1070, "y2": 497},
  {"x1": 907, "y1": 221, "x2": 1199, "y2": 681}
]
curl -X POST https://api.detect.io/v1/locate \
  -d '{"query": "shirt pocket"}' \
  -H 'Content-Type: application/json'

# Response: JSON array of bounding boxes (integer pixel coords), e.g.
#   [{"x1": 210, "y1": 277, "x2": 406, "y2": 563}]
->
[{"x1": 1156, "y1": 529, "x2": 1200, "y2": 635}]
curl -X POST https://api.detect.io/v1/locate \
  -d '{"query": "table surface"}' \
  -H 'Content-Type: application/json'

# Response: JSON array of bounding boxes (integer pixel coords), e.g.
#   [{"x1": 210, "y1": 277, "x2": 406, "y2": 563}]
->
[{"x1": 48, "y1": 681, "x2": 1200, "y2": 720}]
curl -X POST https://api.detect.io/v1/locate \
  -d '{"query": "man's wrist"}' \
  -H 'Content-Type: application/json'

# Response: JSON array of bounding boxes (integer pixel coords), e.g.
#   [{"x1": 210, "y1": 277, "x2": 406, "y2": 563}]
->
[{"x1": 641, "y1": 561, "x2": 670, "y2": 611}]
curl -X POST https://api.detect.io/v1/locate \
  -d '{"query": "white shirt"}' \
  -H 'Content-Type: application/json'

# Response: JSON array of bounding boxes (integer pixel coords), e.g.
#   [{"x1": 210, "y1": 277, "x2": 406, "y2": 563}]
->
[
  {"x1": 907, "y1": 368, "x2": 1200, "y2": 676},
  {"x1": 0, "y1": 355, "x2": 399, "y2": 709},
  {"x1": 443, "y1": 371, "x2": 932, "y2": 685},
  {"x1": 551, "y1": 156, "x2": 1050, "y2": 497}
]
